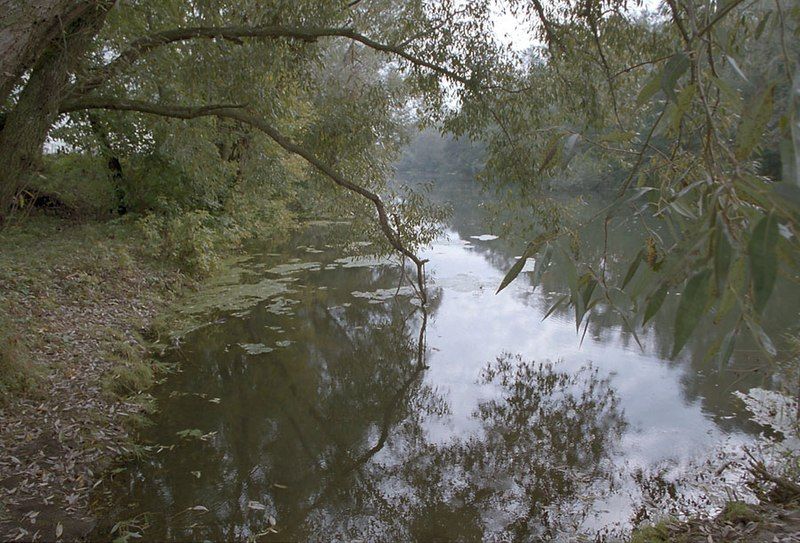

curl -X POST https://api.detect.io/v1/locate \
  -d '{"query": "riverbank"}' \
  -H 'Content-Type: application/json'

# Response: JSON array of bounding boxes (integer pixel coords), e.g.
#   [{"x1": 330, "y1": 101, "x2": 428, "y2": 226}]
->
[
  {"x1": 631, "y1": 500, "x2": 800, "y2": 542},
  {"x1": 0, "y1": 216, "x2": 194, "y2": 541}
]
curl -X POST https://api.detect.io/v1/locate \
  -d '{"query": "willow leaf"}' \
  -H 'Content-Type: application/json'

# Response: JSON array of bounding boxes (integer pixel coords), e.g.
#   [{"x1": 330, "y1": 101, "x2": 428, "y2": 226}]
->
[
  {"x1": 643, "y1": 283, "x2": 669, "y2": 325},
  {"x1": 496, "y1": 253, "x2": 529, "y2": 294},
  {"x1": 661, "y1": 52, "x2": 689, "y2": 102},
  {"x1": 735, "y1": 84, "x2": 774, "y2": 161},
  {"x1": 713, "y1": 224, "x2": 733, "y2": 292},
  {"x1": 621, "y1": 249, "x2": 644, "y2": 290},
  {"x1": 748, "y1": 212, "x2": 779, "y2": 313},
  {"x1": 671, "y1": 269, "x2": 712, "y2": 358}
]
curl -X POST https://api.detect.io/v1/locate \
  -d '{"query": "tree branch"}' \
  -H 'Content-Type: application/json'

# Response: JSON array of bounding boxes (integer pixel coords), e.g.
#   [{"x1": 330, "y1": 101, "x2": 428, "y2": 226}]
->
[
  {"x1": 60, "y1": 96, "x2": 429, "y2": 303},
  {"x1": 530, "y1": 0, "x2": 563, "y2": 54},
  {"x1": 664, "y1": 0, "x2": 691, "y2": 45},
  {"x1": 70, "y1": 25, "x2": 473, "y2": 98}
]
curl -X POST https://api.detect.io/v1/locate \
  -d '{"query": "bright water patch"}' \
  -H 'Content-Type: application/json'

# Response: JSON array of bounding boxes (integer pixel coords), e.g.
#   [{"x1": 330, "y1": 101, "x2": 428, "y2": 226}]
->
[{"x1": 92, "y1": 214, "x2": 797, "y2": 542}]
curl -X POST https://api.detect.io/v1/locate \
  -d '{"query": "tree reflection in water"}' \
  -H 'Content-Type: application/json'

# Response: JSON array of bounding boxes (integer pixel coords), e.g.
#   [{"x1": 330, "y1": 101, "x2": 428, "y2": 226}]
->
[
  {"x1": 319, "y1": 355, "x2": 627, "y2": 542},
  {"x1": 96, "y1": 290, "x2": 625, "y2": 542}
]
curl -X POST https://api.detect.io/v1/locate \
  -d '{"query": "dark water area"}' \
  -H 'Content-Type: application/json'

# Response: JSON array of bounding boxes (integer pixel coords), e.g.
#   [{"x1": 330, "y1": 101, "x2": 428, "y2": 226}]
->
[{"x1": 92, "y1": 178, "x2": 799, "y2": 542}]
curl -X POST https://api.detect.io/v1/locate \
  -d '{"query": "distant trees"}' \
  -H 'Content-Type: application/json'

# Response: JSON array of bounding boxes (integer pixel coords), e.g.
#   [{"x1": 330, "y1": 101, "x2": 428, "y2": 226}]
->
[{"x1": 395, "y1": 128, "x2": 485, "y2": 177}]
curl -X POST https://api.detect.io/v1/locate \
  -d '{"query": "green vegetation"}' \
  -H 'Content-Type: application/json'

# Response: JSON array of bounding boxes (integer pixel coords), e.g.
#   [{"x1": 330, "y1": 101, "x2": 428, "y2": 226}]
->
[
  {"x1": 721, "y1": 501, "x2": 760, "y2": 524},
  {"x1": 0, "y1": 216, "x2": 180, "y2": 398},
  {"x1": 2, "y1": 0, "x2": 798, "y2": 356},
  {"x1": 0, "y1": 315, "x2": 36, "y2": 398},
  {"x1": 629, "y1": 520, "x2": 674, "y2": 543},
  {"x1": 1, "y1": 0, "x2": 799, "y2": 540}
]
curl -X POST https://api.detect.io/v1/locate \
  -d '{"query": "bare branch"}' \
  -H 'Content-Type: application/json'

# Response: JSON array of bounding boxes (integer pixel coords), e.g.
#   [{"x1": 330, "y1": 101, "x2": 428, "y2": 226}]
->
[
  {"x1": 611, "y1": 54, "x2": 672, "y2": 80},
  {"x1": 60, "y1": 96, "x2": 429, "y2": 303}
]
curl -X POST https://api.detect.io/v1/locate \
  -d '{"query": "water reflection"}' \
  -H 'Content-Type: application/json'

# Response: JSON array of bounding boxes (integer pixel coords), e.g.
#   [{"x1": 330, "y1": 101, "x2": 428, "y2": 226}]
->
[
  {"x1": 98, "y1": 294, "x2": 626, "y2": 541},
  {"x1": 92, "y1": 178, "x2": 797, "y2": 541},
  {"x1": 422, "y1": 178, "x2": 792, "y2": 433},
  {"x1": 380, "y1": 355, "x2": 625, "y2": 542}
]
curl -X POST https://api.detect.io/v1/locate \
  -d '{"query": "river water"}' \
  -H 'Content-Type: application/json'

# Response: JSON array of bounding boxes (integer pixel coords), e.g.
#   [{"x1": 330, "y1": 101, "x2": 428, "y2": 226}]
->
[{"x1": 93, "y1": 180, "x2": 797, "y2": 541}]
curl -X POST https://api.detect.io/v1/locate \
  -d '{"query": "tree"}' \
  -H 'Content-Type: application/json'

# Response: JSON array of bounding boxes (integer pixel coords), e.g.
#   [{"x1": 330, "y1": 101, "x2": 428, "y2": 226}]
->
[
  {"x1": 465, "y1": 0, "x2": 800, "y2": 361},
  {"x1": 0, "y1": 0, "x2": 515, "y2": 303}
]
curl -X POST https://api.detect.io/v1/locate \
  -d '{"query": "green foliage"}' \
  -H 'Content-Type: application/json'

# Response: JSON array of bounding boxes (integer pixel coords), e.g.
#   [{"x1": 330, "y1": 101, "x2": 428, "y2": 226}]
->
[
  {"x1": 721, "y1": 501, "x2": 760, "y2": 523},
  {"x1": 748, "y1": 212, "x2": 780, "y2": 314},
  {"x1": 736, "y1": 84, "x2": 775, "y2": 161},
  {"x1": 629, "y1": 521, "x2": 673, "y2": 543},
  {"x1": 139, "y1": 211, "x2": 242, "y2": 276},
  {"x1": 476, "y1": 0, "x2": 800, "y2": 358},
  {"x1": 0, "y1": 316, "x2": 38, "y2": 399},
  {"x1": 672, "y1": 269, "x2": 713, "y2": 358},
  {"x1": 34, "y1": 154, "x2": 118, "y2": 217}
]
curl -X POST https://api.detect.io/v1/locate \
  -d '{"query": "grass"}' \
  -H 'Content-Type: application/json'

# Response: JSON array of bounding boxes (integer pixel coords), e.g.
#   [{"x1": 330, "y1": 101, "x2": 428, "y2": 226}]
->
[
  {"x1": 0, "y1": 316, "x2": 39, "y2": 400},
  {"x1": 0, "y1": 215, "x2": 187, "y2": 404},
  {"x1": 721, "y1": 501, "x2": 760, "y2": 524},
  {"x1": 629, "y1": 520, "x2": 673, "y2": 543}
]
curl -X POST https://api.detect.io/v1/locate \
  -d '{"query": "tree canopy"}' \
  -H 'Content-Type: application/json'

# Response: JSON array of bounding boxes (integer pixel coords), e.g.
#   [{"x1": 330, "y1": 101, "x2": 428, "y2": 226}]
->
[{"x1": 1, "y1": 0, "x2": 799, "y2": 359}]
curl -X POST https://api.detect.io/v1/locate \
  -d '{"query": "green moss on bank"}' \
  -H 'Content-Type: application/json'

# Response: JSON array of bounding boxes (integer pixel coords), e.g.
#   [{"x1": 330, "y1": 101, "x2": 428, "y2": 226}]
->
[
  {"x1": 629, "y1": 520, "x2": 676, "y2": 543},
  {"x1": 0, "y1": 216, "x2": 187, "y2": 402}
]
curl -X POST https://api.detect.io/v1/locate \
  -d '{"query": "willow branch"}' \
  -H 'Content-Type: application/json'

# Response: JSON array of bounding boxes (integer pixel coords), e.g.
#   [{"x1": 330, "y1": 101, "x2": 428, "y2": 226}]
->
[
  {"x1": 611, "y1": 54, "x2": 672, "y2": 80},
  {"x1": 665, "y1": 0, "x2": 691, "y2": 45},
  {"x1": 616, "y1": 105, "x2": 668, "y2": 197},
  {"x1": 530, "y1": 0, "x2": 562, "y2": 53},
  {"x1": 695, "y1": 0, "x2": 748, "y2": 38},
  {"x1": 70, "y1": 25, "x2": 473, "y2": 98},
  {"x1": 61, "y1": 97, "x2": 429, "y2": 303}
]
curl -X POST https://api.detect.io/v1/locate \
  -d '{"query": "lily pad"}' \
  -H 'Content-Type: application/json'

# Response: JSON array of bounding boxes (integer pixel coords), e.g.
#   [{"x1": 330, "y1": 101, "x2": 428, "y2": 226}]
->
[{"x1": 351, "y1": 286, "x2": 414, "y2": 303}]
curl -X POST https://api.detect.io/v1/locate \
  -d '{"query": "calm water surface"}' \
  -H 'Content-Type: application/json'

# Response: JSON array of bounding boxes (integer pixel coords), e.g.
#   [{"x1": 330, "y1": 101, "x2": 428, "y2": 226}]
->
[{"x1": 94, "y1": 182, "x2": 798, "y2": 541}]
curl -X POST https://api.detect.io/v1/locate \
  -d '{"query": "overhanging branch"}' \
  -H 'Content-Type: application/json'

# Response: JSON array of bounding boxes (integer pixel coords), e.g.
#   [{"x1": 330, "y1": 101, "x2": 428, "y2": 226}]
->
[
  {"x1": 61, "y1": 96, "x2": 429, "y2": 304},
  {"x1": 70, "y1": 25, "x2": 473, "y2": 98}
]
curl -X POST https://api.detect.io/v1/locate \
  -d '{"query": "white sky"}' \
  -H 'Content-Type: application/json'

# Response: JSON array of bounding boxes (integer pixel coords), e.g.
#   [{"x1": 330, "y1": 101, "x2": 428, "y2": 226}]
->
[
  {"x1": 492, "y1": 8, "x2": 536, "y2": 52},
  {"x1": 491, "y1": 0, "x2": 663, "y2": 52}
]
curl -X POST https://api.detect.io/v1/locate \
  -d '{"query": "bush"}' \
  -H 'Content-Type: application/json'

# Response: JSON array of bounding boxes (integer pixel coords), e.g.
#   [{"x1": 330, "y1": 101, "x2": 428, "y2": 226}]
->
[
  {"x1": 33, "y1": 154, "x2": 118, "y2": 218},
  {"x1": 0, "y1": 318, "x2": 38, "y2": 399}
]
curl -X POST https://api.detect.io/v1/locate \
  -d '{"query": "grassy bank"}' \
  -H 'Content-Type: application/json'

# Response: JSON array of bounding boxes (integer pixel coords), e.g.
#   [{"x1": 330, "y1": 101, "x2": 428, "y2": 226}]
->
[
  {"x1": 630, "y1": 500, "x2": 800, "y2": 542},
  {"x1": 0, "y1": 215, "x2": 198, "y2": 541}
]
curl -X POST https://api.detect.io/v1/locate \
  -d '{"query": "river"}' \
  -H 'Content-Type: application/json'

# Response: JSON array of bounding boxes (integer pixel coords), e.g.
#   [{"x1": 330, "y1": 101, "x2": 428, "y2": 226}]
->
[{"x1": 91, "y1": 178, "x2": 798, "y2": 541}]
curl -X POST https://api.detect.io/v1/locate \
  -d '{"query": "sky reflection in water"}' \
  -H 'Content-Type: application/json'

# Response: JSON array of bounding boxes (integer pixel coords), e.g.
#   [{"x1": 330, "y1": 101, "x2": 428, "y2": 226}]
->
[{"x1": 93, "y1": 188, "x2": 793, "y2": 542}]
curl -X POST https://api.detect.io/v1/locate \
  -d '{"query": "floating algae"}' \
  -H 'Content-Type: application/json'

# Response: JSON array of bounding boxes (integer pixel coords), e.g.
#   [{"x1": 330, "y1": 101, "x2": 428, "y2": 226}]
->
[
  {"x1": 265, "y1": 297, "x2": 300, "y2": 315},
  {"x1": 350, "y1": 286, "x2": 415, "y2": 303},
  {"x1": 237, "y1": 343, "x2": 274, "y2": 355},
  {"x1": 266, "y1": 261, "x2": 322, "y2": 275},
  {"x1": 178, "y1": 259, "x2": 292, "y2": 318},
  {"x1": 333, "y1": 255, "x2": 393, "y2": 269}
]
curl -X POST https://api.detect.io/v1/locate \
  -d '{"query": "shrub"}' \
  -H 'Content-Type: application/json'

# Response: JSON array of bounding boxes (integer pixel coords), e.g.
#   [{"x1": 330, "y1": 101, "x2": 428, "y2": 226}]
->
[
  {"x1": 0, "y1": 318, "x2": 38, "y2": 400},
  {"x1": 34, "y1": 154, "x2": 118, "y2": 218}
]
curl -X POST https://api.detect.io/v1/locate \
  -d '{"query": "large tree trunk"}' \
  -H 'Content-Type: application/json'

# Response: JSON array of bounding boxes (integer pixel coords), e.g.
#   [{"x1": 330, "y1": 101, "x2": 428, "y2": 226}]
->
[
  {"x1": 0, "y1": 0, "x2": 112, "y2": 223},
  {"x1": 0, "y1": 0, "x2": 89, "y2": 105}
]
